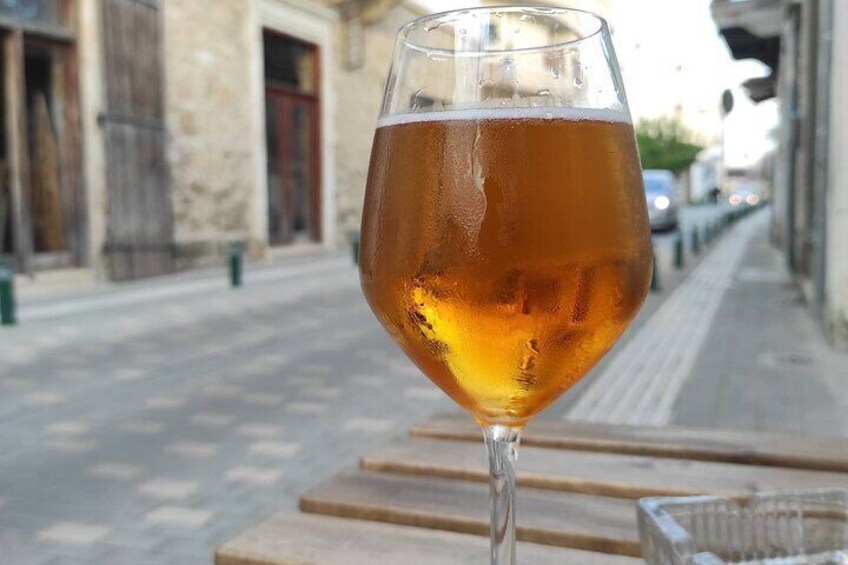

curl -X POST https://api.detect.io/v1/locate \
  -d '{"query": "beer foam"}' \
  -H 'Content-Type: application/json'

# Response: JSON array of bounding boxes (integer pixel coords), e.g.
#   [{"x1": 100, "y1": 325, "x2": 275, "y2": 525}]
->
[{"x1": 377, "y1": 106, "x2": 631, "y2": 128}]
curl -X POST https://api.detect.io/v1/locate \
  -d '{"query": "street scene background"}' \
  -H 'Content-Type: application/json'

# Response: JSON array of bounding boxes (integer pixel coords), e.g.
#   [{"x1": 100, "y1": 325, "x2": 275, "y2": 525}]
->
[{"x1": 1, "y1": 0, "x2": 847, "y2": 563}]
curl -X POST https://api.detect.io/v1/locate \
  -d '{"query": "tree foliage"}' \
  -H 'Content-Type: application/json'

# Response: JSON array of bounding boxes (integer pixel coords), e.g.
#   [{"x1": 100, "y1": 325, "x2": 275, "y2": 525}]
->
[{"x1": 636, "y1": 117, "x2": 704, "y2": 174}]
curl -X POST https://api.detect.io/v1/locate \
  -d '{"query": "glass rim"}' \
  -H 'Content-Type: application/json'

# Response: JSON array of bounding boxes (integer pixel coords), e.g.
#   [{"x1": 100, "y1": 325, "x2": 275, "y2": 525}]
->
[{"x1": 398, "y1": 5, "x2": 609, "y2": 57}]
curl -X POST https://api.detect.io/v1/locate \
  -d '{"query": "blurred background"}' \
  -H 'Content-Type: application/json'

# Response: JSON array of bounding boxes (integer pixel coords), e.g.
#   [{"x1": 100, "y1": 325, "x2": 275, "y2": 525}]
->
[{"x1": 0, "y1": 0, "x2": 846, "y2": 563}]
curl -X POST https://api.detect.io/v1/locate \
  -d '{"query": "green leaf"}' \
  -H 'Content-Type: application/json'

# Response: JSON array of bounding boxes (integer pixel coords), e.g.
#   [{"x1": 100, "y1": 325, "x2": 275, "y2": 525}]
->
[{"x1": 636, "y1": 117, "x2": 704, "y2": 174}]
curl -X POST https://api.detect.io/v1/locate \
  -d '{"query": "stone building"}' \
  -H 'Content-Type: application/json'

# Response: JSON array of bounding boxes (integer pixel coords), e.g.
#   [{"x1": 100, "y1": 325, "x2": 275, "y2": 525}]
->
[
  {"x1": 164, "y1": 0, "x2": 422, "y2": 271},
  {"x1": 0, "y1": 0, "x2": 422, "y2": 280},
  {"x1": 713, "y1": 0, "x2": 848, "y2": 347}
]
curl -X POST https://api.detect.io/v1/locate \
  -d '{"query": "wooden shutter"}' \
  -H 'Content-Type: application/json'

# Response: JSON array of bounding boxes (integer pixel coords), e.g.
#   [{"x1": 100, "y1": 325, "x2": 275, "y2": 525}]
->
[{"x1": 101, "y1": 0, "x2": 173, "y2": 280}]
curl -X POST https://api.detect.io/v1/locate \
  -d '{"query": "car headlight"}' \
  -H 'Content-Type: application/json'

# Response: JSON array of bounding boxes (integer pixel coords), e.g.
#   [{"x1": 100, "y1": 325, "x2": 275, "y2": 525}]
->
[
  {"x1": 746, "y1": 194, "x2": 760, "y2": 206},
  {"x1": 653, "y1": 195, "x2": 670, "y2": 211},
  {"x1": 729, "y1": 194, "x2": 742, "y2": 206}
]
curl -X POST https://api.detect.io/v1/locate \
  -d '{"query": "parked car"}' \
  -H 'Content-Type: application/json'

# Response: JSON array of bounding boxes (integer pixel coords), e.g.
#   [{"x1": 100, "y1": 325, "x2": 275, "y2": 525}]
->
[{"x1": 643, "y1": 170, "x2": 680, "y2": 231}]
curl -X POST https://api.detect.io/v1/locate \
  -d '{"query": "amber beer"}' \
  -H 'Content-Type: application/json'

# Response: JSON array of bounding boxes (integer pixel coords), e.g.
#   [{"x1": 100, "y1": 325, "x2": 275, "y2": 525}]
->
[{"x1": 360, "y1": 108, "x2": 652, "y2": 425}]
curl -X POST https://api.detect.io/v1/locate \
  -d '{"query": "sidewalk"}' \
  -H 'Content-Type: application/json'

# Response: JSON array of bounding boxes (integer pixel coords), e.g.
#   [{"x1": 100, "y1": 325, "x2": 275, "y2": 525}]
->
[
  {"x1": 12, "y1": 248, "x2": 349, "y2": 322},
  {"x1": 565, "y1": 208, "x2": 848, "y2": 437},
  {"x1": 672, "y1": 214, "x2": 848, "y2": 436},
  {"x1": 14, "y1": 245, "x2": 345, "y2": 306}
]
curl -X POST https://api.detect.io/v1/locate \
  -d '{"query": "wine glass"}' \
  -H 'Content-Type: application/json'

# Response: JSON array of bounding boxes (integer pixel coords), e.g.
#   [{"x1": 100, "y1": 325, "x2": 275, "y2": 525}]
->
[{"x1": 359, "y1": 7, "x2": 651, "y2": 564}]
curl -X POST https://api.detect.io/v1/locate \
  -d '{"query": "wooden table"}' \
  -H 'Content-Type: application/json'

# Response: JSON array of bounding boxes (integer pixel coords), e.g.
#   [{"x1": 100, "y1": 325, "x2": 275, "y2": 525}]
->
[{"x1": 217, "y1": 413, "x2": 848, "y2": 564}]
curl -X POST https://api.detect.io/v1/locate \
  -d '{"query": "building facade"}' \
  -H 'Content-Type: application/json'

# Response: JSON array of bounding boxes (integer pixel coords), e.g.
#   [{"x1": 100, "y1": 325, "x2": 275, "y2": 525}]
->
[
  {"x1": 0, "y1": 0, "x2": 420, "y2": 280},
  {"x1": 713, "y1": 0, "x2": 848, "y2": 347}
]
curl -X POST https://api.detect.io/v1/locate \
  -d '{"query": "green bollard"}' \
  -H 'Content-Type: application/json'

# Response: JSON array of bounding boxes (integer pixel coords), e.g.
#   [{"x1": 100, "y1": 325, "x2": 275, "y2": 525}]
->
[
  {"x1": 0, "y1": 258, "x2": 16, "y2": 326},
  {"x1": 351, "y1": 231, "x2": 361, "y2": 266},
  {"x1": 673, "y1": 232, "x2": 685, "y2": 270},
  {"x1": 229, "y1": 242, "x2": 243, "y2": 288},
  {"x1": 691, "y1": 227, "x2": 700, "y2": 254},
  {"x1": 650, "y1": 248, "x2": 660, "y2": 292}
]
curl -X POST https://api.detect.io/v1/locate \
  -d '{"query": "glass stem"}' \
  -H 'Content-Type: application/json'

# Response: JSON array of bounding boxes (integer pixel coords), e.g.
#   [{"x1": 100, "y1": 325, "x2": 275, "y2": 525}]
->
[{"x1": 483, "y1": 425, "x2": 522, "y2": 565}]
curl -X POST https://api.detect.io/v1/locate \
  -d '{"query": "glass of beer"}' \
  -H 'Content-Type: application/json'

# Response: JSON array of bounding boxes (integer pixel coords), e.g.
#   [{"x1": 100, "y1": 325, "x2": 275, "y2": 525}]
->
[{"x1": 359, "y1": 7, "x2": 651, "y2": 564}]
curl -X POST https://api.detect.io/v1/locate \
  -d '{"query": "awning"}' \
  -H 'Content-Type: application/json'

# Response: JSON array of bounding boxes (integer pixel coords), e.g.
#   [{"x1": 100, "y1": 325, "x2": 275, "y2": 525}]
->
[{"x1": 711, "y1": 0, "x2": 783, "y2": 102}]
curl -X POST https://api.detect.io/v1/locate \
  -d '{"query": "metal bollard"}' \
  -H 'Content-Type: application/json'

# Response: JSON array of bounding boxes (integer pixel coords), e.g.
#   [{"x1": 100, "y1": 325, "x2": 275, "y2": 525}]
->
[
  {"x1": 650, "y1": 248, "x2": 660, "y2": 292},
  {"x1": 351, "y1": 231, "x2": 361, "y2": 266},
  {"x1": 691, "y1": 227, "x2": 700, "y2": 254},
  {"x1": 673, "y1": 232, "x2": 685, "y2": 270},
  {"x1": 0, "y1": 258, "x2": 16, "y2": 326},
  {"x1": 229, "y1": 242, "x2": 243, "y2": 288}
]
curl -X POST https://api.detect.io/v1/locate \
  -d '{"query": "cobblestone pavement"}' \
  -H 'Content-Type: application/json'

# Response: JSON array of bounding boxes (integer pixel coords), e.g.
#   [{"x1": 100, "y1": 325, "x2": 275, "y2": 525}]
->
[
  {"x1": 672, "y1": 214, "x2": 848, "y2": 435},
  {"x1": 561, "y1": 207, "x2": 848, "y2": 436},
  {"x1": 0, "y1": 256, "x2": 453, "y2": 564},
  {"x1": 1, "y1": 205, "x2": 830, "y2": 564},
  {"x1": 567, "y1": 210, "x2": 763, "y2": 424}
]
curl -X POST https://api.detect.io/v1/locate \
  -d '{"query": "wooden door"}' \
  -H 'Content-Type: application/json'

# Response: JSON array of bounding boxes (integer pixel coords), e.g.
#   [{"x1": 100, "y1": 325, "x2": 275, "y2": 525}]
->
[
  {"x1": 263, "y1": 31, "x2": 321, "y2": 246},
  {"x1": 101, "y1": 0, "x2": 173, "y2": 280},
  {"x1": 265, "y1": 88, "x2": 320, "y2": 245}
]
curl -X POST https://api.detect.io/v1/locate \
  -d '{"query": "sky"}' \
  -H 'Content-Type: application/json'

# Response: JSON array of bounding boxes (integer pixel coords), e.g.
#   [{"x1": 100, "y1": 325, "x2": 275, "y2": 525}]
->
[{"x1": 410, "y1": 0, "x2": 778, "y2": 168}]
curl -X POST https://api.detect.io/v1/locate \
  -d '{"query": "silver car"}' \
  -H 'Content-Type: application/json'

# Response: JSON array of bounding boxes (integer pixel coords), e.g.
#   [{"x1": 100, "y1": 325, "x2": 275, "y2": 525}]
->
[{"x1": 643, "y1": 170, "x2": 680, "y2": 231}]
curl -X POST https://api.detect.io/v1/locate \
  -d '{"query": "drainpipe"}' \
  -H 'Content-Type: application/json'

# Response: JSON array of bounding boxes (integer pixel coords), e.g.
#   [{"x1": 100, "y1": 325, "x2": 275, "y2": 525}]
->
[
  {"x1": 784, "y1": 4, "x2": 800, "y2": 273},
  {"x1": 812, "y1": 0, "x2": 833, "y2": 318}
]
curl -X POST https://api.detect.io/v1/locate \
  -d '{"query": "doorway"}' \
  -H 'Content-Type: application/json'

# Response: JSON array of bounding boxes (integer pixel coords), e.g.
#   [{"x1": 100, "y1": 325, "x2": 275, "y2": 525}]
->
[
  {"x1": 0, "y1": 31, "x2": 82, "y2": 271},
  {"x1": 264, "y1": 31, "x2": 321, "y2": 245},
  {"x1": 25, "y1": 44, "x2": 66, "y2": 257}
]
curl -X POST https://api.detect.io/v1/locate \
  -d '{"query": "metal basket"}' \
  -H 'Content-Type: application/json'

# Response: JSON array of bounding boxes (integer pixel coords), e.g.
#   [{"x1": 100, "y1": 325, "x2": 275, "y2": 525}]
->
[{"x1": 638, "y1": 489, "x2": 848, "y2": 564}]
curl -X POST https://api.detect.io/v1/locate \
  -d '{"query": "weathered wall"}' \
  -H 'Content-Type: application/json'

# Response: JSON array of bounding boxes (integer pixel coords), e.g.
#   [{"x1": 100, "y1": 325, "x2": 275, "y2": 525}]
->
[
  {"x1": 161, "y1": 0, "x2": 416, "y2": 262},
  {"x1": 333, "y1": 4, "x2": 420, "y2": 245},
  {"x1": 78, "y1": 0, "x2": 108, "y2": 279},
  {"x1": 826, "y1": 0, "x2": 848, "y2": 348},
  {"x1": 163, "y1": 0, "x2": 256, "y2": 266}
]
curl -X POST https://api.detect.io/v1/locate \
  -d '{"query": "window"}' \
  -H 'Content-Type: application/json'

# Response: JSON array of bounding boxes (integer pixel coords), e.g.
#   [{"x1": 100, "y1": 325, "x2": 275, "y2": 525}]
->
[
  {"x1": 264, "y1": 33, "x2": 316, "y2": 94},
  {"x1": 0, "y1": 0, "x2": 64, "y2": 27}
]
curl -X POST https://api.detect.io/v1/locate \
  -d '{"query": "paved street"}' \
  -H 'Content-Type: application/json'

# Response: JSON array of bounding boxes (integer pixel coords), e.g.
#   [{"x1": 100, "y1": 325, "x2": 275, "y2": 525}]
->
[
  {"x1": 1, "y1": 256, "x2": 453, "y2": 564},
  {"x1": 2, "y1": 204, "x2": 846, "y2": 564}
]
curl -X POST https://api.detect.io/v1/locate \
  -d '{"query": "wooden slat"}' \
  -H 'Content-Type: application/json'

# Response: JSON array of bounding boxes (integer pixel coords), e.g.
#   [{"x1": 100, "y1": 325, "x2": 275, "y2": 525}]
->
[
  {"x1": 215, "y1": 513, "x2": 642, "y2": 565},
  {"x1": 299, "y1": 470, "x2": 641, "y2": 556},
  {"x1": 363, "y1": 436, "x2": 848, "y2": 500},
  {"x1": 411, "y1": 413, "x2": 848, "y2": 473}
]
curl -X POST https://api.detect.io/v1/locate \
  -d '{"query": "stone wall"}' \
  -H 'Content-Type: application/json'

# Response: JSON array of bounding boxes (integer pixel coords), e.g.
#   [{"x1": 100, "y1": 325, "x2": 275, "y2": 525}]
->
[
  {"x1": 827, "y1": 0, "x2": 848, "y2": 348},
  {"x1": 332, "y1": 4, "x2": 419, "y2": 246},
  {"x1": 161, "y1": 0, "x2": 419, "y2": 262},
  {"x1": 163, "y1": 0, "x2": 256, "y2": 266}
]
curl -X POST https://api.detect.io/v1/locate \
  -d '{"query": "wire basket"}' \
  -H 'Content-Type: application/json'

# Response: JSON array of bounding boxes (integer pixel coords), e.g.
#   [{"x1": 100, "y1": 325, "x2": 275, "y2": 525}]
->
[{"x1": 638, "y1": 489, "x2": 848, "y2": 564}]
